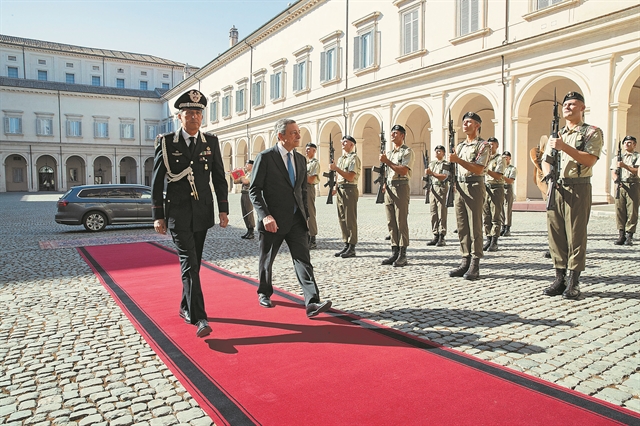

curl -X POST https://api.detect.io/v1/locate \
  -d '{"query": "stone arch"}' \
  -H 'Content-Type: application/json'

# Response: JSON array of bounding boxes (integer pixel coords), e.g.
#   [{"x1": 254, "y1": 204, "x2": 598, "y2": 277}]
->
[
  {"x1": 611, "y1": 57, "x2": 640, "y2": 139},
  {"x1": 236, "y1": 138, "x2": 248, "y2": 170},
  {"x1": 119, "y1": 156, "x2": 138, "y2": 185},
  {"x1": 252, "y1": 135, "x2": 266, "y2": 158},
  {"x1": 394, "y1": 101, "x2": 433, "y2": 194},
  {"x1": 352, "y1": 111, "x2": 382, "y2": 196},
  {"x1": 93, "y1": 156, "x2": 113, "y2": 185},
  {"x1": 35, "y1": 154, "x2": 58, "y2": 191},
  {"x1": 65, "y1": 155, "x2": 86, "y2": 187},
  {"x1": 221, "y1": 141, "x2": 234, "y2": 191},
  {"x1": 447, "y1": 88, "x2": 500, "y2": 139},
  {"x1": 317, "y1": 119, "x2": 344, "y2": 196},
  {"x1": 143, "y1": 156, "x2": 154, "y2": 186},
  {"x1": 3, "y1": 153, "x2": 28, "y2": 192}
]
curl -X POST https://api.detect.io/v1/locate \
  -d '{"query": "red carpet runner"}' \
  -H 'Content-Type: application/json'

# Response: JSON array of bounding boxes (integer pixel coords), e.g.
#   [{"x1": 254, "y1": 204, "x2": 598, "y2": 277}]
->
[{"x1": 79, "y1": 242, "x2": 639, "y2": 426}]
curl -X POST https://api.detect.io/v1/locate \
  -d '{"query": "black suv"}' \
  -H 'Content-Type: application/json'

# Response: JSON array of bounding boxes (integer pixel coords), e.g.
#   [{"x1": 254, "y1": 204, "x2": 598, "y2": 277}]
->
[{"x1": 55, "y1": 184, "x2": 153, "y2": 232}]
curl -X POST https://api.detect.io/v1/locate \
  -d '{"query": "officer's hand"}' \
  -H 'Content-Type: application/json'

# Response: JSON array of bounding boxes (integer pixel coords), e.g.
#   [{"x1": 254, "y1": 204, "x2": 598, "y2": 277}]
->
[
  {"x1": 548, "y1": 136, "x2": 566, "y2": 151},
  {"x1": 449, "y1": 153, "x2": 459, "y2": 164},
  {"x1": 219, "y1": 213, "x2": 229, "y2": 228},
  {"x1": 263, "y1": 215, "x2": 278, "y2": 233},
  {"x1": 329, "y1": 163, "x2": 338, "y2": 171},
  {"x1": 154, "y1": 219, "x2": 167, "y2": 235},
  {"x1": 379, "y1": 153, "x2": 388, "y2": 164},
  {"x1": 332, "y1": 189, "x2": 337, "y2": 196},
  {"x1": 425, "y1": 168, "x2": 432, "y2": 175}
]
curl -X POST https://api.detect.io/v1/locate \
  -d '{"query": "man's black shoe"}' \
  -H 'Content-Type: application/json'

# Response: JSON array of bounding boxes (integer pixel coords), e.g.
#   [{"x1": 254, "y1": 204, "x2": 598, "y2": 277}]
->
[
  {"x1": 179, "y1": 309, "x2": 191, "y2": 324},
  {"x1": 258, "y1": 293, "x2": 273, "y2": 308},
  {"x1": 196, "y1": 320, "x2": 211, "y2": 338},
  {"x1": 306, "y1": 300, "x2": 332, "y2": 318}
]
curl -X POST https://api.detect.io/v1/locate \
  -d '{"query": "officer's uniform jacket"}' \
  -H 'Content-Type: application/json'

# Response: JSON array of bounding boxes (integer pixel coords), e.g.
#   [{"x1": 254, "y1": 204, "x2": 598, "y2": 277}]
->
[
  {"x1": 610, "y1": 151, "x2": 640, "y2": 182},
  {"x1": 428, "y1": 159, "x2": 450, "y2": 187},
  {"x1": 386, "y1": 144, "x2": 415, "y2": 184},
  {"x1": 543, "y1": 122, "x2": 603, "y2": 179},
  {"x1": 336, "y1": 151, "x2": 361, "y2": 186},
  {"x1": 307, "y1": 157, "x2": 320, "y2": 185},
  {"x1": 151, "y1": 130, "x2": 229, "y2": 232},
  {"x1": 456, "y1": 138, "x2": 491, "y2": 177},
  {"x1": 504, "y1": 165, "x2": 517, "y2": 182},
  {"x1": 485, "y1": 153, "x2": 506, "y2": 185}
]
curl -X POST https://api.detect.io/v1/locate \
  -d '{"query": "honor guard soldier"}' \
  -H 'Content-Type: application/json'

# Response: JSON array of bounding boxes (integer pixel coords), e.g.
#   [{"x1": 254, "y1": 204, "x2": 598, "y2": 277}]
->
[
  {"x1": 330, "y1": 135, "x2": 362, "y2": 258},
  {"x1": 448, "y1": 112, "x2": 491, "y2": 280},
  {"x1": 611, "y1": 135, "x2": 639, "y2": 245},
  {"x1": 501, "y1": 151, "x2": 517, "y2": 236},
  {"x1": 151, "y1": 89, "x2": 229, "y2": 338},
  {"x1": 482, "y1": 137, "x2": 506, "y2": 252},
  {"x1": 425, "y1": 145, "x2": 450, "y2": 247},
  {"x1": 542, "y1": 91, "x2": 603, "y2": 300},
  {"x1": 240, "y1": 160, "x2": 255, "y2": 239},
  {"x1": 305, "y1": 143, "x2": 320, "y2": 249},
  {"x1": 380, "y1": 124, "x2": 415, "y2": 267}
]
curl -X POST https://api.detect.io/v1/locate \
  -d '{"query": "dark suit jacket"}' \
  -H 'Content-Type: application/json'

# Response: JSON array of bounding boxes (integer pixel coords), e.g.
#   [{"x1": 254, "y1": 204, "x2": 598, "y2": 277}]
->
[
  {"x1": 250, "y1": 144, "x2": 309, "y2": 234},
  {"x1": 151, "y1": 130, "x2": 228, "y2": 232}
]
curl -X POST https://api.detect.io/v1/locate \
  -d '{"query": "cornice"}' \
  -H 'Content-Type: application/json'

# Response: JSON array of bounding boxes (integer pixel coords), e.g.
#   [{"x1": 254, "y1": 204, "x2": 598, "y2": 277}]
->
[{"x1": 0, "y1": 85, "x2": 164, "y2": 102}]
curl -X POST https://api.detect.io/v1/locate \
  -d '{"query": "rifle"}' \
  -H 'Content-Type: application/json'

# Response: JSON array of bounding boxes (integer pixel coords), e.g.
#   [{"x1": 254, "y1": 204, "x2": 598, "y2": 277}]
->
[
  {"x1": 543, "y1": 89, "x2": 560, "y2": 211},
  {"x1": 422, "y1": 150, "x2": 431, "y2": 204},
  {"x1": 322, "y1": 134, "x2": 336, "y2": 204},
  {"x1": 373, "y1": 124, "x2": 387, "y2": 204},
  {"x1": 445, "y1": 110, "x2": 456, "y2": 208},
  {"x1": 615, "y1": 137, "x2": 622, "y2": 199}
]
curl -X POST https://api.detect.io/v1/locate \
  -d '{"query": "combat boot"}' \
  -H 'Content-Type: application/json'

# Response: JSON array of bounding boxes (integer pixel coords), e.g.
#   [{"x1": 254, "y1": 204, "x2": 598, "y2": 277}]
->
[
  {"x1": 436, "y1": 233, "x2": 446, "y2": 247},
  {"x1": 500, "y1": 226, "x2": 506, "y2": 236},
  {"x1": 449, "y1": 256, "x2": 471, "y2": 277},
  {"x1": 487, "y1": 236, "x2": 499, "y2": 252},
  {"x1": 393, "y1": 247, "x2": 407, "y2": 267},
  {"x1": 309, "y1": 235, "x2": 317, "y2": 249},
  {"x1": 624, "y1": 232, "x2": 633, "y2": 246},
  {"x1": 543, "y1": 269, "x2": 566, "y2": 296},
  {"x1": 503, "y1": 226, "x2": 511, "y2": 237},
  {"x1": 341, "y1": 244, "x2": 356, "y2": 258},
  {"x1": 381, "y1": 246, "x2": 399, "y2": 265},
  {"x1": 562, "y1": 270, "x2": 581, "y2": 300},
  {"x1": 482, "y1": 236, "x2": 492, "y2": 251},
  {"x1": 334, "y1": 243, "x2": 349, "y2": 257},
  {"x1": 427, "y1": 234, "x2": 439, "y2": 246},
  {"x1": 245, "y1": 228, "x2": 255, "y2": 240},
  {"x1": 614, "y1": 230, "x2": 626, "y2": 245},
  {"x1": 463, "y1": 257, "x2": 480, "y2": 280}
]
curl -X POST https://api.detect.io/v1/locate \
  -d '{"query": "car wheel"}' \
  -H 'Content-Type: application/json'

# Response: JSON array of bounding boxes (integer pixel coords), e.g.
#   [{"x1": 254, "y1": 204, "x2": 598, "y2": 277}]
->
[{"x1": 83, "y1": 211, "x2": 107, "y2": 232}]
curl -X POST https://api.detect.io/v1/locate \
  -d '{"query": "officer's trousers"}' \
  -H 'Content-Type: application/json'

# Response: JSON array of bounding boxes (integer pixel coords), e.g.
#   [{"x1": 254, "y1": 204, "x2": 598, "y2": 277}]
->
[
  {"x1": 502, "y1": 184, "x2": 514, "y2": 227},
  {"x1": 306, "y1": 184, "x2": 318, "y2": 237},
  {"x1": 337, "y1": 185, "x2": 358, "y2": 245},
  {"x1": 483, "y1": 185, "x2": 505, "y2": 237},
  {"x1": 455, "y1": 181, "x2": 486, "y2": 258},
  {"x1": 385, "y1": 183, "x2": 410, "y2": 247},
  {"x1": 615, "y1": 182, "x2": 639, "y2": 233},
  {"x1": 429, "y1": 184, "x2": 448, "y2": 235}
]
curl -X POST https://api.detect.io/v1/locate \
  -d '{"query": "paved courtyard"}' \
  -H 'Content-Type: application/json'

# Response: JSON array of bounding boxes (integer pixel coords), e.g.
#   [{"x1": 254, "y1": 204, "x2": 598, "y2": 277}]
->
[{"x1": 0, "y1": 191, "x2": 638, "y2": 425}]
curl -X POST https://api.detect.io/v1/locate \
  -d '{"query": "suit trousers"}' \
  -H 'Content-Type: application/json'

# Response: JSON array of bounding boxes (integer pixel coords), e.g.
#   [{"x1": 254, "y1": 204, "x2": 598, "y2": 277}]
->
[
  {"x1": 241, "y1": 191, "x2": 255, "y2": 229},
  {"x1": 483, "y1": 185, "x2": 505, "y2": 237},
  {"x1": 384, "y1": 183, "x2": 411, "y2": 247},
  {"x1": 257, "y1": 211, "x2": 320, "y2": 305},
  {"x1": 615, "y1": 182, "x2": 639, "y2": 233},
  {"x1": 502, "y1": 184, "x2": 514, "y2": 227},
  {"x1": 337, "y1": 185, "x2": 358, "y2": 245},
  {"x1": 455, "y1": 181, "x2": 486, "y2": 258},
  {"x1": 170, "y1": 229, "x2": 208, "y2": 323},
  {"x1": 306, "y1": 184, "x2": 318, "y2": 237},
  {"x1": 547, "y1": 182, "x2": 591, "y2": 272},
  {"x1": 429, "y1": 184, "x2": 448, "y2": 235}
]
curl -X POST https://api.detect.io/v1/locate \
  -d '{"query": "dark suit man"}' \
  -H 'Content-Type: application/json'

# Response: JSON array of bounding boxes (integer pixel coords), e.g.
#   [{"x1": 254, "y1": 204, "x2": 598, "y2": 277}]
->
[
  {"x1": 249, "y1": 118, "x2": 332, "y2": 318},
  {"x1": 151, "y1": 90, "x2": 229, "y2": 338}
]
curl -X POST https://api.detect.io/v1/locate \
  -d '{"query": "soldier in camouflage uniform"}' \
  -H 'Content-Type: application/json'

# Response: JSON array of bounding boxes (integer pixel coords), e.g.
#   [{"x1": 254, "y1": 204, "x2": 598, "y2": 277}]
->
[
  {"x1": 542, "y1": 91, "x2": 603, "y2": 300},
  {"x1": 425, "y1": 145, "x2": 450, "y2": 247},
  {"x1": 380, "y1": 124, "x2": 415, "y2": 267},
  {"x1": 611, "y1": 135, "x2": 639, "y2": 246},
  {"x1": 482, "y1": 137, "x2": 506, "y2": 252},
  {"x1": 501, "y1": 151, "x2": 517, "y2": 237},
  {"x1": 305, "y1": 143, "x2": 320, "y2": 249},
  {"x1": 448, "y1": 112, "x2": 491, "y2": 280}
]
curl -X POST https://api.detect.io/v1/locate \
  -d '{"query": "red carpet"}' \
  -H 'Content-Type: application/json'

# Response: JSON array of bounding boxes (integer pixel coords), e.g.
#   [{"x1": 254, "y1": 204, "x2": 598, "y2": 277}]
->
[{"x1": 79, "y1": 242, "x2": 639, "y2": 426}]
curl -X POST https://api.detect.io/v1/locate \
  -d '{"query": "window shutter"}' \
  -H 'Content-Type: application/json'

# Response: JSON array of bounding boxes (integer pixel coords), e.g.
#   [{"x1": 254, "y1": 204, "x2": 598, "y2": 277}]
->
[
  {"x1": 320, "y1": 52, "x2": 326, "y2": 82},
  {"x1": 412, "y1": 12, "x2": 419, "y2": 52},
  {"x1": 460, "y1": 0, "x2": 469, "y2": 35},
  {"x1": 470, "y1": 0, "x2": 479, "y2": 32},
  {"x1": 120, "y1": 124, "x2": 124, "y2": 139},
  {"x1": 236, "y1": 90, "x2": 241, "y2": 111},
  {"x1": 270, "y1": 74, "x2": 276, "y2": 100},
  {"x1": 353, "y1": 36, "x2": 361, "y2": 70},
  {"x1": 94, "y1": 122, "x2": 98, "y2": 137},
  {"x1": 293, "y1": 63, "x2": 299, "y2": 92}
]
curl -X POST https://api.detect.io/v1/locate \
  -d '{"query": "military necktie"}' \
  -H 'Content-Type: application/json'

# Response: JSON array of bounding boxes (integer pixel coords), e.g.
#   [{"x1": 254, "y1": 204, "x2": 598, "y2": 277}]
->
[
  {"x1": 189, "y1": 137, "x2": 196, "y2": 157},
  {"x1": 286, "y1": 152, "x2": 295, "y2": 187}
]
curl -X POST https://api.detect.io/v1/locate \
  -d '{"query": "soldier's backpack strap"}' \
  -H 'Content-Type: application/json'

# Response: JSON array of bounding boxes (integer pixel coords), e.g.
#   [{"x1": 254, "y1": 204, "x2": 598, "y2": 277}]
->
[{"x1": 576, "y1": 125, "x2": 599, "y2": 176}]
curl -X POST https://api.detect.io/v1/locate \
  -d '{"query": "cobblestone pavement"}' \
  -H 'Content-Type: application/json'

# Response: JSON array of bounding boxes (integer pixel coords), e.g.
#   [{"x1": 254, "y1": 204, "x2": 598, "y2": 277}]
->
[{"x1": 1, "y1": 191, "x2": 638, "y2": 425}]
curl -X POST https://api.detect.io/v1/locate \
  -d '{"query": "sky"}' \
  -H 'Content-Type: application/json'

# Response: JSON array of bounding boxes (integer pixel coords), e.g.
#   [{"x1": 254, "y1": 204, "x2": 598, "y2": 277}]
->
[{"x1": 0, "y1": 0, "x2": 293, "y2": 67}]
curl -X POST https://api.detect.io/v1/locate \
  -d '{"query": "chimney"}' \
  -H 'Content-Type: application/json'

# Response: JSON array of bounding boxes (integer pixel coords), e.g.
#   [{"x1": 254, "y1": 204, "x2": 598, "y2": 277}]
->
[
  {"x1": 183, "y1": 64, "x2": 192, "y2": 79},
  {"x1": 229, "y1": 25, "x2": 239, "y2": 47}
]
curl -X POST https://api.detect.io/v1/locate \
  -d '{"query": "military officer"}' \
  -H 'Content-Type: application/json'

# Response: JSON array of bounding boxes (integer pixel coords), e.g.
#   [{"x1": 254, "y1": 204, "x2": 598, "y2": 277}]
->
[
  {"x1": 482, "y1": 137, "x2": 506, "y2": 252},
  {"x1": 501, "y1": 152, "x2": 517, "y2": 237},
  {"x1": 151, "y1": 89, "x2": 229, "y2": 338},
  {"x1": 380, "y1": 124, "x2": 415, "y2": 267},
  {"x1": 542, "y1": 91, "x2": 603, "y2": 300},
  {"x1": 448, "y1": 112, "x2": 491, "y2": 280},
  {"x1": 611, "y1": 135, "x2": 639, "y2": 246},
  {"x1": 306, "y1": 143, "x2": 320, "y2": 249},
  {"x1": 239, "y1": 160, "x2": 255, "y2": 239},
  {"x1": 330, "y1": 135, "x2": 361, "y2": 258},
  {"x1": 424, "y1": 145, "x2": 450, "y2": 247}
]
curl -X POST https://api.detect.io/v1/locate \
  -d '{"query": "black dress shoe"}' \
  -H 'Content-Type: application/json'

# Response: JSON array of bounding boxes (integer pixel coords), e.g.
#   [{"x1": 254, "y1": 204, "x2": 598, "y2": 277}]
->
[
  {"x1": 179, "y1": 309, "x2": 191, "y2": 324},
  {"x1": 258, "y1": 293, "x2": 273, "y2": 308},
  {"x1": 306, "y1": 300, "x2": 332, "y2": 318},
  {"x1": 196, "y1": 320, "x2": 211, "y2": 338}
]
